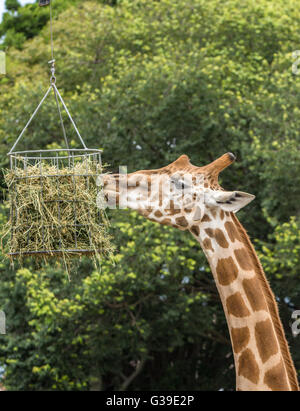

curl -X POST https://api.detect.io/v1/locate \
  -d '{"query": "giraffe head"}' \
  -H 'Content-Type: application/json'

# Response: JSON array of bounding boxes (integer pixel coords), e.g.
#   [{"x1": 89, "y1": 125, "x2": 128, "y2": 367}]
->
[{"x1": 101, "y1": 153, "x2": 255, "y2": 229}]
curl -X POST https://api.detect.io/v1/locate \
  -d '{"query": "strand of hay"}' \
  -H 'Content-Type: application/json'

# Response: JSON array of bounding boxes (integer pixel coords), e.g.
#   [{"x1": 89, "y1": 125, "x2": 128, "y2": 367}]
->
[{"x1": 1, "y1": 158, "x2": 114, "y2": 274}]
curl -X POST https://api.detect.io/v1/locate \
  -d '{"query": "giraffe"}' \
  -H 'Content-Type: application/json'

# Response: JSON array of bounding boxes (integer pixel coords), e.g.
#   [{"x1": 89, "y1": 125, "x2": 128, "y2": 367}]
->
[{"x1": 101, "y1": 153, "x2": 299, "y2": 391}]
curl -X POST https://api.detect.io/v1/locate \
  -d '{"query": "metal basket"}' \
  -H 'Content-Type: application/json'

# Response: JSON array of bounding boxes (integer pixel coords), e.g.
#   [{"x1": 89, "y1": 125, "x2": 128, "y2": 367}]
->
[
  {"x1": 7, "y1": 149, "x2": 103, "y2": 257},
  {"x1": 6, "y1": 70, "x2": 104, "y2": 258}
]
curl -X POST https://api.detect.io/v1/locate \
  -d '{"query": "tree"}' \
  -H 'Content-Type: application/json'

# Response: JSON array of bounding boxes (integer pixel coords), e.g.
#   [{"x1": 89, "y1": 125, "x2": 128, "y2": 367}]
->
[
  {"x1": 5, "y1": 0, "x2": 20, "y2": 12},
  {"x1": 0, "y1": 0, "x2": 299, "y2": 390},
  {"x1": 0, "y1": 0, "x2": 79, "y2": 50}
]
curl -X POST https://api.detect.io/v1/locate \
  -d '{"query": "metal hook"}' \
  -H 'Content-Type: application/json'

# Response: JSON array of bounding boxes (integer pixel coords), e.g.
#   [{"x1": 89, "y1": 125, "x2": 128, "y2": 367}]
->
[
  {"x1": 39, "y1": 0, "x2": 51, "y2": 6},
  {"x1": 48, "y1": 59, "x2": 56, "y2": 84}
]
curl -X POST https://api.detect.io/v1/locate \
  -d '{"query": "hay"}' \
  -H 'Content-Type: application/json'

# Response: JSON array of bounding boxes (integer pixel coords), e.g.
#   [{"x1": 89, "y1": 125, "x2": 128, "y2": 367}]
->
[{"x1": 1, "y1": 158, "x2": 114, "y2": 271}]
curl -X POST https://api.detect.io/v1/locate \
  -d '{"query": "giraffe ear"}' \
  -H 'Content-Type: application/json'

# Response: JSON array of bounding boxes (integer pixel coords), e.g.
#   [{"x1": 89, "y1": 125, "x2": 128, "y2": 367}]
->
[{"x1": 205, "y1": 190, "x2": 255, "y2": 213}]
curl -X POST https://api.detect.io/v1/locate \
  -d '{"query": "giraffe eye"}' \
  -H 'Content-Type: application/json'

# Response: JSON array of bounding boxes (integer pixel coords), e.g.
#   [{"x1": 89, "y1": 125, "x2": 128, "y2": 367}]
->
[{"x1": 171, "y1": 178, "x2": 188, "y2": 190}]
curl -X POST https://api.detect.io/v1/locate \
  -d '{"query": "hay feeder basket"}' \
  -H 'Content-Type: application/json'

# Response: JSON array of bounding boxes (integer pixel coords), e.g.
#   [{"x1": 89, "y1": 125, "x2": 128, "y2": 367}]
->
[{"x1": 6, "y1": 75, "x2": 107, "y2": 260}]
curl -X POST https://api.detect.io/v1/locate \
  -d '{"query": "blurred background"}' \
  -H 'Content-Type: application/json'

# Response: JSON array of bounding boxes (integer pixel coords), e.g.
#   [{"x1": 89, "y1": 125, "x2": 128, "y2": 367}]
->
[{"x1": 0, "y1": 0, "x2": 299, "y2": 391}]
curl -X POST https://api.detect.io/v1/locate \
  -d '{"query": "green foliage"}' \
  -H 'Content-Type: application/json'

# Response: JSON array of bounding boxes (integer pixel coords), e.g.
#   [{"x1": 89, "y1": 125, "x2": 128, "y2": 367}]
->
[
  {"x1": 0, "y1": 0, "x2": 120, "y2": 50},
  {"x1": 1, "y1": 2, "x2": 49, "y2": 50},
  {"x1": 0, "y1": 212, "x2": 233, "y2": 390},
  {"x1": 0, "y1": 0, "x2": 83, "y2": 50},
  {"x1": 5, "y1": 0, "x2": 20, "y2": 12},
  {"x1": 0, "y1": 0, "x2": 299, "y2": 390}
]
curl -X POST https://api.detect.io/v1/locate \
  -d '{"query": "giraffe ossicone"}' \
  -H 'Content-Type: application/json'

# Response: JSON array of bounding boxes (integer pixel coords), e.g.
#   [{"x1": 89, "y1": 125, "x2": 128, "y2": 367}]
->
[{"x1": 100, "y1": 153, "x2": 299, "y2": 391}]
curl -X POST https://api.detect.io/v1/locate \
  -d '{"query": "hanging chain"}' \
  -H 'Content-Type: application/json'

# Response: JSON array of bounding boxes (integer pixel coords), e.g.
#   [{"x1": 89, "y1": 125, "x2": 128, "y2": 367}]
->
[
  {"x1": 48, "y1": 1, "x2": 56, "y2": 84},
  {"x1": 8, "y1": 0, "x2": 88, "y2": 154},
  {"x1": 47, "y1": 1, "x2": 69, "y2": 149}
]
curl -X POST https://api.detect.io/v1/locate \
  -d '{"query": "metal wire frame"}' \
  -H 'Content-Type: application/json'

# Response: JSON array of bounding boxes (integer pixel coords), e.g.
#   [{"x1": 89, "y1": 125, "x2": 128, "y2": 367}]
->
[
  {"x1": 8, "y1": 84, "x2": 88, "y2": 156},
  {"x1": 5, "y1": 0, "x2": 107, "y2": 258},
  {"x1": 8, "y1": 249, "x2": 100, "y2": 256},
  {"x1": 7, "y1": 149, "x2": 104, "y2": 257},
  {"x1": 6, "y1": 83, "x2": 103, "y2": 258},
  {"x1": 9, "y1": 148, "x2": 102, "y2": 163}
]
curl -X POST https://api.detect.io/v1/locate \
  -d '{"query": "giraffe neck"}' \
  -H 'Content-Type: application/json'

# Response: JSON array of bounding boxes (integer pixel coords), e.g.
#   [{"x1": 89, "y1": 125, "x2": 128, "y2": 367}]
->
[{"x1": 190, "y1": 210, "x2": 299, "y2": 391}]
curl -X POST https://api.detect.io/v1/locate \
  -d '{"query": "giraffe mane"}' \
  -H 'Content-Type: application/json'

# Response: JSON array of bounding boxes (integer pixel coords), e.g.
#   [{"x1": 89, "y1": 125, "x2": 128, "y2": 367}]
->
[
  {"x1": 129, "y1": 153, "x2": 235, "y2": 189},
  {"x1": 231, "y1": 213, "x2": 299, "y2": 391}
]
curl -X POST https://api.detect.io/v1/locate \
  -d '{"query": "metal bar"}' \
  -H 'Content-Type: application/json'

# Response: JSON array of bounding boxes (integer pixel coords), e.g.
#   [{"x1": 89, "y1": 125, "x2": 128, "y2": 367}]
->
[
  {"x1": 84, "y1": 152, "x2": 92, "y2": 246},
  {"x1": 39, "y1": 0, "x2": 51, "y2": 6},
  {"x1": 55, "y1": 152, "x2": 62, "y2": 249},
  {"x1": 24, "y1": 154, "x2": 28, "y2": 174},
  {"x1": 24, "y1": 154, "x2": 30, "y2": 249},
  {"x1": 85, "y1": 154, "x2": 90, "y2": 190},
  {"x1": 72, "y1": 152, "x2": 78, "y2": 248},
  {"x1": 13, "y1": 174, "x2": 98, "y2": 181},
  {"x1": 50, "y1": 0, "x2": 54, "y2": 62},
  {"x1": 16, "y1": 223, "x2": 97, "y2": 228},
  {"x1": 10, "y1": 178, "x2": 16, "y2": 249},
  {"x1": 52, "y1": 84, "x2": 87, "y2": 149},
  {"x1": 10, "y1": 148, "x2": 102, "y2": 154},
  {"x1": 39, "y1": 153, "x2": 45, "y2": 249},
  {"x1": 9, "y1": 150, "x2": 102, "y2": 162},
  {"x1": 52, "y1": 84, "x2": 70, "y2": 151},
  {"x1": 10, "y1": 156, "x2": 99, "y2": 161},
  {"x1": 8, "y1": 86, "x2": 53, "y2": 154},
  {"x1": 8, "y1": 249, "x2": 99, "y2": 256}
]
